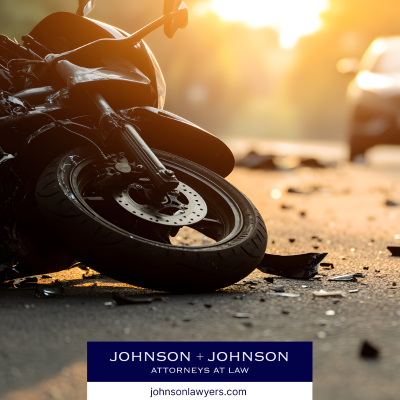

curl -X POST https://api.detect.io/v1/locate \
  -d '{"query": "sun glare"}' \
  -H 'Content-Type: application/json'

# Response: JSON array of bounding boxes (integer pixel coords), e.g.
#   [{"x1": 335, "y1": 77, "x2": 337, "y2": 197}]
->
[{"x1": 206, "y1": 0, "x2": 329, "y2": 48}]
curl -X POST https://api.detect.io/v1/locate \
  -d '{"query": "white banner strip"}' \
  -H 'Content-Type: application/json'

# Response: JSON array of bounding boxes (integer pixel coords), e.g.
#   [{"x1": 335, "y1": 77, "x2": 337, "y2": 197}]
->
[{"x1": 88, "y1": 382, "x2": 312, "y2": 399}]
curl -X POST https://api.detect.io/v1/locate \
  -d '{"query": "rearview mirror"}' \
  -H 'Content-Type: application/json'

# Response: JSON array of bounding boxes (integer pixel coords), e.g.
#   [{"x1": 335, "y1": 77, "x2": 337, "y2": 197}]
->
[
  {"x1": 163, "y1": 1, "x2": 189, "y2": 39},
  {"x1": 77, "y1": 0, "x2": 96, "y2": 17}
]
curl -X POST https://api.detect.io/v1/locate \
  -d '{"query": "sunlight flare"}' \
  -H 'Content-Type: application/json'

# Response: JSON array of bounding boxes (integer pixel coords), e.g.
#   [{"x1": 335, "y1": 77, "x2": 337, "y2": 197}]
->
[{"x1": 208, "y1": 0, "x2": 329, "y2": 48}]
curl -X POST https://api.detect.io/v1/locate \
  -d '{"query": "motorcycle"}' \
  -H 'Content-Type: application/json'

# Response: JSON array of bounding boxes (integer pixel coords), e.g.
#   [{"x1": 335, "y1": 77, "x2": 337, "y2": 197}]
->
[{"x1": 0, "y1": 0, "x2": 268, "y2": 292}]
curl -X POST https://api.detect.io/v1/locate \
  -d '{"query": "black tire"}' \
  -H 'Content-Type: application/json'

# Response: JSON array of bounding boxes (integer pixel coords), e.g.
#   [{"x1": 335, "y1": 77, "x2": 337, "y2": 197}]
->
[{"x1": 35, "y1": 148, "x2": 267, "y2": 292}]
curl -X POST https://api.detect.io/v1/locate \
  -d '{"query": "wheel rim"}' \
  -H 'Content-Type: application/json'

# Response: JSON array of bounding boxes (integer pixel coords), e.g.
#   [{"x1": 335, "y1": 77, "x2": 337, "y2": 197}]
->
[{"x1": 69, "y1": 152, "x2": 244, "y2": 248}]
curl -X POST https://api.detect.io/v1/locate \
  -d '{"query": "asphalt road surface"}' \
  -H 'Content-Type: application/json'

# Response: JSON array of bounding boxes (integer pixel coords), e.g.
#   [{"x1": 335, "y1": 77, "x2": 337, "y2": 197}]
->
[{"x1": 1, "y1": 143, "x2": 400, "y2": 400}]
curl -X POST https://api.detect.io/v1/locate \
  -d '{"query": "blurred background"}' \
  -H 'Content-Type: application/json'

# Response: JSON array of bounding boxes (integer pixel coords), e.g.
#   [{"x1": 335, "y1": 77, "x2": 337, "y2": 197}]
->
[{"x1": 1, "y1": 0, "x2": 400, "y2": 145}]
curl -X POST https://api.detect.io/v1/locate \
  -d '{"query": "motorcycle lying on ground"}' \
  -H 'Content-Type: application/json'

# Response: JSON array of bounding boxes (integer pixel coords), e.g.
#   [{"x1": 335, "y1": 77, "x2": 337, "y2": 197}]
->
[{"x1": 0, "y1": 0, "x2": 268, "y2": 292}]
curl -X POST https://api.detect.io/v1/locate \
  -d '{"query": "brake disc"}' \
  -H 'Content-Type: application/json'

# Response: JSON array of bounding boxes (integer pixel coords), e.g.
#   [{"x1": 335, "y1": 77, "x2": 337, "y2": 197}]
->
[{"x1": 112, "y1": 182, "x2": 207, "y2": 226}]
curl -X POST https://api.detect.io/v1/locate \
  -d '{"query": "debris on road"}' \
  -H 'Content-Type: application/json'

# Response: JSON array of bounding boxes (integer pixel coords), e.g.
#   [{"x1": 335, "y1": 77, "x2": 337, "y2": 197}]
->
[
  {"x1": 349, "y1": 289, "x2": 359, "y2": 293},
  {"x1": 289, "y1": 238, "x2": 296, "y2": 243},
  {"x1": 360, "y1": 340, "x2": 380, "y2": 359},
  {"x1": 112, "y1": 294, "x2": 166, "y2": 306},
  {"x1": 270, "y1": 286, "x2": 285, "y2": 292},
  {"x1": 35, "y1": 280, "x2": 64, "y2": 298},
  {"x1": 385, "y1": 200, "x2": 400, "y2": 207},
  {"x1": 320, "y1": 263, "x2": 334, "y2": 269},
  {"x1": 204, "y1": 303, "x2": 212, "y2": 308},
  {"x1": 267, "y1": 293, "x2": 300, "y2": 297},
  {"x1": 325, "y1": 310, "x2": 335, "y2": 316},
  {"x1": 234, "y1": 313, "x2": 253, "y2": 318},
  {"x1": 328, "y1": 273, "x2": 364, "y2": 282},
  {"x1": 387, "y1": 246, "x2": 400, "y2": 256},
  {"x1": 312, "y1": 290, "x2": 347, "y2": 298},
  {"x1": 257, "y1": 252, "x2": 328, "y2": 280}
]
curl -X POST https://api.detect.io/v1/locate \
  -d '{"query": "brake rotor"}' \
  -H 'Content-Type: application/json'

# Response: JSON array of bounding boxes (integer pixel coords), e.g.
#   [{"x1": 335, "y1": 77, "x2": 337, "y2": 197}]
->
[{"x1": 112, "y1": 182, "x2": 208, "y2": 226}]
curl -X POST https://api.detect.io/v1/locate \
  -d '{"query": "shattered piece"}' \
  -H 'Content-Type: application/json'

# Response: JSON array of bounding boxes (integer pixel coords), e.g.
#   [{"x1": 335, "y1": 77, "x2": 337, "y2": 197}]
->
[
  {"x1": 35, "y1": 280, "x2": 65, "y2": 298},
  {"x1": 328, "y1": 273, "x2": 361, "y2": 282},
  {"x1": 289, "y1": 238, "x2": 295, "y2": 243},
  {"x1": 312, "y1": 290, "x2": 347, "y2": 298},
  {"x1": 287, "y1": 187, "x2": 306, "y2": 194},
  {"x1": 313, "y1": 275, "x2": 324, "y2": 279},
  {"x1": 260, "y1": 298, "x2": 266, "y2": 302},
  {"x1": 360, "y1": 341, "x2": 379, "y2": 359},
  {"x1": 270, "y1": 286, "x2": 285, "y2": 292},
  {"x1": 267, "y1": 293, "x2": 300, "y2": 297},
  {"x1": 281, "y1": 309, "x2": 290, "y2": 315},
  {"x1": 235, "y1": 151, "x2": 276, "y2": 169},
  {"x1": 104, "y1": 301, "x2": 115, "y2": 307},
  {"x1": 281, "y1": 204, "x2": 292, "y2": 210},
  {"x1": 349, "y1": 289, "x2": 359, "y2": 293},
  {"x1": 385, "y1": 200, "x2": 400, "y2": 206},
  {"x1": 234, "y1": 313, "x2": 253, "y2": 318},
  {"x1": 204, "y1": 303, "x2": 212, "y2": 308},
  {"x1": 241, "y1": 322, "x2": 253, "y2": 327},
  {"x1": 258, "y1": 252, "x2": 328, "y2": 280},
  {"x1": 112, "y1": 294, "x2": 166, "y2": 306},
  {"x1": 363, "y1": 267, "x2": 369, "y2": 270},
  {"x1": 387, "y1": 247, "x2": 400, "y2": 256},
  {"x1": 313, "y1": 246, "x2": 319, "y2": 250},
  {"x1": 14, "y1": 277, "x2": 39, "y2": 289},
  {"x1": 264, "y1": 277, "x2": 274, "y2": 283},
  {"x1": 249, "y1": 285, "x2": 258, "y2": 289},
  {"x1": 301, "y1": 285, "x2": 308, "y2": 288},
  {"x1": 320, "y1": 263, "x2": 334, "y2": 269},
  {"x1": 325, "y1": 310, "x2": 335, "y2": 316},
  {"x1": 393, "y1": 282, "x2": 397, "y2": 286}
]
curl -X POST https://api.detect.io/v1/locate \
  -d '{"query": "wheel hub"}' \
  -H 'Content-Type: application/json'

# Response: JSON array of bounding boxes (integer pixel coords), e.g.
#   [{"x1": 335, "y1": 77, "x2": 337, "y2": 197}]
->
[{"x1": 112, "y1": 182, "x2": 207, "y2": 226}]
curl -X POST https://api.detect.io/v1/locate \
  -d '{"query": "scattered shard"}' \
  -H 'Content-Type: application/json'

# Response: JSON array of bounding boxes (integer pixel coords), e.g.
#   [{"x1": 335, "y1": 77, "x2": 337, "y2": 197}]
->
[
  {"x1": 385, "y1": 200, "x2": 400, "y2": 207},
  {"x1": 234, "y1": 313, "x2": 253, "y2": 318},
  {"x1": 312, "y1": 290, "x2": 347, "y2": 298},
  {"x1": 270, "y1": 286, "x2": 285, "y2": 292},
  {"x1": 267, "y1": 293, "x2": 300, "y2": 297},
  {"x1": 35, "y1": 280, "x2": 65, "y2": 298},
  {"x1": 387, "y1": 247, "x2": 400, "y2": 256},
  {"x1": 328, "y1": 273, "x2": 363, "y2": 282},
  {"x1": 258, "y1": 252, "x2": 328, "y2": 280},
  {"x1": 360, "y1": 341, "x2": 379, "y2": 359},
  {"x1": 112, "y1": 294, "x2": 166, "y2": 305}
]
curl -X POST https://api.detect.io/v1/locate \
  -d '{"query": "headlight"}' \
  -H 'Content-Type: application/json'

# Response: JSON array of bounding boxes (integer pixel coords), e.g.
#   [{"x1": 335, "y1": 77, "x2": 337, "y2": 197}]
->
[{"x1": 142, "y1": 41, "x2": 166, "y2": 109}]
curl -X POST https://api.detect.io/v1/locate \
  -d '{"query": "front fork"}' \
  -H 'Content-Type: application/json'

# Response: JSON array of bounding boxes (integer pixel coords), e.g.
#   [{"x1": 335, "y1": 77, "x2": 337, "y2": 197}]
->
[{"x1": 87, "y1": 90, "x2": 179, "y2": 196}]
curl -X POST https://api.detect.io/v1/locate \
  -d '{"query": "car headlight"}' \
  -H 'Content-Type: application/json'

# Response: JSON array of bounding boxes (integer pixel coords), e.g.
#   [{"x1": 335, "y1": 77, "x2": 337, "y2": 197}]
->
[{"x1": 142, "y1": 41, "x2": 166, "y2": 109}]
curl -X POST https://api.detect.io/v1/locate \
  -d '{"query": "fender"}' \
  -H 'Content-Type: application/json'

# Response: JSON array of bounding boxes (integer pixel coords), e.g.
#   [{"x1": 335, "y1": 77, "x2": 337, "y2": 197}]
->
[{"x1": 119, "y1": 106, "x2": 235, "y2": 177}]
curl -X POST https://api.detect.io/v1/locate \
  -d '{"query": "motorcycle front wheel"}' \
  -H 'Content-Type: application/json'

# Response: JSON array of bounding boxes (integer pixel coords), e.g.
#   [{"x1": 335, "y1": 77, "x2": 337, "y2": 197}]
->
[{"x1": 35, "y1": 148, "x2": 267, "y2": 292}]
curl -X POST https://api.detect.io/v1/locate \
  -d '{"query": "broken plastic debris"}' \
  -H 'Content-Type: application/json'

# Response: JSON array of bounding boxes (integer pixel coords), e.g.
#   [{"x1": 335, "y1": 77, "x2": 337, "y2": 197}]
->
[
  {"x1": 349, "y1": 289, "x2": 359, "y2": 293},
  {"x1": 267, "y1": 293, "x2": 300, "y2": 297},
  {"x1": 312, "y1": 290, "x2": 347, "y2": 298},
  {"x1": 270, "y1": 286, "x2": 285, "y2": 292},
  {"x1": 385, "y1": 200, "x2": 400, "y2": 206},
  {"x1": 35, "y1": 280, "x2": 65, "y2": 298},
  {"x1": 328, "y1": 273, "x2": 363, "y2": 281},
  {"x1": 112, "y1": 294, "x2": 166, "y2": 305},
  {"x1": 360, "y1": 340, "x2": 379, "y2": 359},
  {"x1": 234, "y1": 313, "x2": 253, "y2": 318},
  {"x1": 325, "y1": 310, "x2": 335, "y2": 316},
  {"x1": 387, "y1": 246, "x2": 400, "y2": 256},
  {"x1": 258, "y1": 252, "x2": 328, "y2": 280}
]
